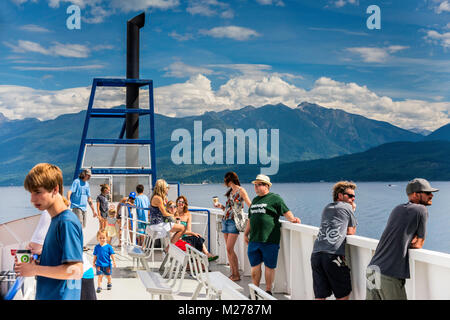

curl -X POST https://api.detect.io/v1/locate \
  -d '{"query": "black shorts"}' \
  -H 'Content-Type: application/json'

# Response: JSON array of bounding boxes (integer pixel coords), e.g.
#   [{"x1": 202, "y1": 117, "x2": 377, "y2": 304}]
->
[
  {"x1": 310, "y1": 252, "x2": 352, "y2": 299},
  {"x1": 81, "y1": 278, "x2": 97, "y2": 300}
]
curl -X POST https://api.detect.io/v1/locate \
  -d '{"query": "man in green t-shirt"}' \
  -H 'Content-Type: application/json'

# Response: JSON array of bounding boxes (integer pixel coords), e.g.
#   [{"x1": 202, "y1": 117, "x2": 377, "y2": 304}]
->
[{"x1": 244, "y1": 174, "x2": 301, "y2": 296}]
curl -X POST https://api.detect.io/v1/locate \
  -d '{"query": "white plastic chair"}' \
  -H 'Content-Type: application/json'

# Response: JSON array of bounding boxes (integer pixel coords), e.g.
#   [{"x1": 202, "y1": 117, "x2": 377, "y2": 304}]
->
[
  {"x1": 137, "y1": 243, "x2": 188, "y2": 300},
  {"x1": 248, "y1": 283, "x2": 277, "y2": 300},
  {"x1": 186, "y1": 244, "x2": 243, "y2": 300}
]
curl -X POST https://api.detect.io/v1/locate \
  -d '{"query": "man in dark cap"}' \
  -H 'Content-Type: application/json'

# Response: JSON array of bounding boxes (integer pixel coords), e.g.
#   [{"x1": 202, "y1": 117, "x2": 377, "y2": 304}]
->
[{"x1": 366, "y1": 178, "x2": 438, "y2": 300}]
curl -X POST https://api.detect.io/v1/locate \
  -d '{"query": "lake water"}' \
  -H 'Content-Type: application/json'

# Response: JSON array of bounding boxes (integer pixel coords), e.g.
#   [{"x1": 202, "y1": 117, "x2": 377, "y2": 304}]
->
[{"x1": 1, "y1": 182, "x2": 449, "y2": 254}]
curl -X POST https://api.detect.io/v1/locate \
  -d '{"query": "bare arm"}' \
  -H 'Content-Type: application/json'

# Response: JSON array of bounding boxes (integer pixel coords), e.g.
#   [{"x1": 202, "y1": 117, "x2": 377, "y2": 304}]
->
[
  {"x1": 410, "y1": 236, "x2": 425, "y2": 249},
  {"x1": 15, "y1": 261, "x2": 83, "y2": 280},
  {"x1": 111, "y1": 254, "x2": 117, "y2": 267},
  {"x1": 244, "y1": 218, "x2": 251, "y2": 244},
  {"x1": 153, "y1": 196, "x2": 170, "y2": 217},
  {"x1": 88, "y1": 197, "x2": 97, "y2": 217},
  {"x1": 240, "y1": 188, "x2": 252, "y2": 208},
  {"x1": 283, "y1": 211, "x2": 301, "y2": 224},
  {"x1": 347, "y1": 227, "x2": 357, "y2": 235}
]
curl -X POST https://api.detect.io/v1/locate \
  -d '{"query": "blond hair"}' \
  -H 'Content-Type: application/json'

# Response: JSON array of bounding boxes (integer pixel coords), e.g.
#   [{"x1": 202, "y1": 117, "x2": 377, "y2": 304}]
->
[
  {"x1": 108, "y1": 208, "x2": 116, "y2": 217},
  {"x1": 332, "y1": 181, "x2": 357, "y2": 201},
  {"x1": 24, "y1": 163, "x2": 69, "y2": 206},
  {"x1": 97, "y1": 229, "x2": 107, "y2": 239},
  {"x1": 151, "y1": 179, "x2": 168, "y2": 201}
]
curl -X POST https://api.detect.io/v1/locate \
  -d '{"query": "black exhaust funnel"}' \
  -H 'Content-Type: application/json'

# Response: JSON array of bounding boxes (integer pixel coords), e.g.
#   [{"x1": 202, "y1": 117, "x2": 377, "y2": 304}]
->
[{"x1": 126, "y1": 12, "x2": 145, "y2": 139}]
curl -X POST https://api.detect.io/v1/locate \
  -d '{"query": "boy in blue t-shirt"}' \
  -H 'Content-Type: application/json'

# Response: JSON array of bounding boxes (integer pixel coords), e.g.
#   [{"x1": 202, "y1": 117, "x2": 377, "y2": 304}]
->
[
  {"x1": 15, "y1": 163, "x2": 83, "y2": 300},
  {"x1": 93, "y1": 230, "x2": 116, "y2": 293}
]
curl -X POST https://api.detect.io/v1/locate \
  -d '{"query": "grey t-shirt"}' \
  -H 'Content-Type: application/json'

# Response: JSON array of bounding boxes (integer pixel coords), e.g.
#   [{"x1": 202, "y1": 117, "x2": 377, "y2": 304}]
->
[
  {"x1": 96, "y1": 194, "x2": 109, "y2": 218},
  {"x1": 312, "y1": 201, "x2": 357, "y2": 256},
  {"x1": 368, "y1": 202, "x2": 428, "y2": 279}
]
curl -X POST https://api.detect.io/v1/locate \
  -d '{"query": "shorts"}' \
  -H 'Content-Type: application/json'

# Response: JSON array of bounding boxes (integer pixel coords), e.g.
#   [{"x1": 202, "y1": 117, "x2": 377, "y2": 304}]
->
[
  {"x1": 96, "y1": 265, "x2": 112, "y2": 276},
  {"x1": 247, "y1": 241, "x2": 280, "y2": 269},
  {"x1": 100, "y1": 211, "x2": 108, "y2": 219},
  {"x1": 72, "y1": 208, "x2": 86, "y2": 228},
  {"x1": 310, "y1": 252, "x2": 352, "y2": 299},
  {"x1": 365, "y1": 267, "x2": 407, "y2": 300},
  {"x1": 146, "y1": 222, "x2": 172, "y2": 239},
  {"x1": 81, "y1": 278, "x2": 97, "y2": 300},
  {"x1": 221, "y1": 219, "x2": 239, "y2": 234},
  {"x1": 137, "y1": 222, "x2": 147, "y2": 235}
]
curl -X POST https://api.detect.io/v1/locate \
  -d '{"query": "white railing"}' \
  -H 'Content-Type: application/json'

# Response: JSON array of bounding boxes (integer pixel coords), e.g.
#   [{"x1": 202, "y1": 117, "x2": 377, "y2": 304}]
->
[
  {"x1": 2, "y1": 206, "x2": 450, "y2": 300},
  {"x1": 193, "y1": 207, "x2": 450, "y2": 300}
]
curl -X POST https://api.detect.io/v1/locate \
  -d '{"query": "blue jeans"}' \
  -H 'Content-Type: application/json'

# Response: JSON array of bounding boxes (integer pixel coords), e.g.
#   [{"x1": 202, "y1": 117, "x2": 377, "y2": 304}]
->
[{"x1": 221, "y1": 219, "x2": 239, "y2": 234}]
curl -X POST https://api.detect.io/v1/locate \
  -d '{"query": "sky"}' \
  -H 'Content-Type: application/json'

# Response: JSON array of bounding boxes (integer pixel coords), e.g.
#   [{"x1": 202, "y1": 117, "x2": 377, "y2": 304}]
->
[{"x1": 0, "y1": 0, "x2": 449, "y2": 131}]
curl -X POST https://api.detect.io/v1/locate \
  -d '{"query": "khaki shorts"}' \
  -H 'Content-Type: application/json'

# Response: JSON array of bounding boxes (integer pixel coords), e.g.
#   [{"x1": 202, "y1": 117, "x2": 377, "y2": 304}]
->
[
  {"x1": 366, "y1": 267, "x2": 407, "y2": 300},
  {"x1": 72, "y1": 208, "x2": 87, "y2": 229}
]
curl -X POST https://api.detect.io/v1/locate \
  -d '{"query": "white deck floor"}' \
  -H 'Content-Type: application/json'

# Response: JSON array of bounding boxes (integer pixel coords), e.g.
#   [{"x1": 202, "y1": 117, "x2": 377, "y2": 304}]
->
[{"x1": 84, "y1": 244, "x2": 289, "y2": 300}]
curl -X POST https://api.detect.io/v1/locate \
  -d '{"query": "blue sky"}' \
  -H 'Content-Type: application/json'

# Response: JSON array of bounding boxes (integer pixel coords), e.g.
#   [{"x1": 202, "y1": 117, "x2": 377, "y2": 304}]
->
[{"x1": 0, "y1": 0, "x2": 449, "y2": 131}]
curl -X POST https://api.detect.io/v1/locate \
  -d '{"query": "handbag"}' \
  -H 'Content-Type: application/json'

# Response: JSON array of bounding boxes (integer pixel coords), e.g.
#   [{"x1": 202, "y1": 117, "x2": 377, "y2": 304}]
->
[{"x1": 231, "y1": 201, "x2": 248, "y2": 232}]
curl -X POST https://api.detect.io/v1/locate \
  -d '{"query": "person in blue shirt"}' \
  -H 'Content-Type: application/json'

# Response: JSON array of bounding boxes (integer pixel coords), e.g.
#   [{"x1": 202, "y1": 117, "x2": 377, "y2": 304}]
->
[
  {"x1": 15, "y1": 163, "x2": 83, "y2": 300},
  {"x1": 135, "y1": 184, "x2": 150, "y2": 246},
  {"x1": 93, "y1": 230, "x2": 116, "y2": 293},
  {"x1": 67, "y1": 169, "x2": 97, "y2": 232}
]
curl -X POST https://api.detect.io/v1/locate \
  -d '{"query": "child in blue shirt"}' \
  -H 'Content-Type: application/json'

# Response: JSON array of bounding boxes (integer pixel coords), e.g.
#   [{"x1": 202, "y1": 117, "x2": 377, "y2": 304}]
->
[{"x1": 93, "y1": 230, "x2": 116, "y2": 293}]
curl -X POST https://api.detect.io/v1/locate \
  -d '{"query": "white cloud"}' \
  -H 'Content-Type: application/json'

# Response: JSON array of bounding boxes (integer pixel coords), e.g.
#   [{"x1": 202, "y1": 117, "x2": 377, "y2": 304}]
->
[
  {"x1": 15, "y1": 0, "x2": 180, "y2": 23},
  {"x1": 200, "y1": 26, "x2": 260, "y2": 41},
  {"x1": 12, "y1": 64, "x2": 105, "y2": 71},
  {"x1": 424, "y1": 30, "x2": 450, "y2": 48},
  {"x1": 186, "y1": 0, "x2": 234, "y2": 18},
  {"x1": 2, "y1": 73, "x2": 449, "y2": 131},
  {"x1": 4, "y1": 40, "x2": 91, "y2": 58},
  {"x1": 346, "y1": 45, "x2": 409, "y2": 63},
  {"x1": 333, "y1": 0, "x2": 358, "y2": 8},
  {"x1": 255, "y1": 0, "x2": 285, "y2": 6},
  {"x1": 168, "y1": 31, "x2": 194, "y2": 41},
  {"x1": 110, "y1": 0, "x2": 179, "y2": 12},
  {"x1": 19, "y1": 24, "x2": 51, "y2": 33},
  {"x1": 435, "y1": 1, "x2": 450, "y2": 13},
  {"x1": 163, "y1": 61, "x2": 214, "y2": 78}
]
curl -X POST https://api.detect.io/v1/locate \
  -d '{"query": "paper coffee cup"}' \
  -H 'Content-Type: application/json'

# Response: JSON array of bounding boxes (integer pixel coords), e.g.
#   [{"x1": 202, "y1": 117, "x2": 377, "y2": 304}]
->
[
  {"x1": 16, "y1": 250, "x2": 31, "y2": 263},
  {"x1": 212, "y1": 196, "x2": 219, "y2": 204}
]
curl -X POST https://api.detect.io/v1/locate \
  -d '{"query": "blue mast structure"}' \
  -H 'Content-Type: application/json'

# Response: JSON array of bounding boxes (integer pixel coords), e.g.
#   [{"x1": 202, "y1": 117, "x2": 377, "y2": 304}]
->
[{"x1": 73, "y1": 13, "x2": 157, "y2": 188}]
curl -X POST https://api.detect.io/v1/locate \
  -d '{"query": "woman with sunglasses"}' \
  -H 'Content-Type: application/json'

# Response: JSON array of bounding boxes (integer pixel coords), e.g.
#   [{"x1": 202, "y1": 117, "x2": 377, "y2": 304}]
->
[
  {"x1": 147, "y1": 179, "x2": 185, "y2": 249},
  {"x1": 213, "y1": 171, "x2": 251, "y2": 281},
  {"x1": 175, "y1": 196, "x2": 218, "y2": 261}
]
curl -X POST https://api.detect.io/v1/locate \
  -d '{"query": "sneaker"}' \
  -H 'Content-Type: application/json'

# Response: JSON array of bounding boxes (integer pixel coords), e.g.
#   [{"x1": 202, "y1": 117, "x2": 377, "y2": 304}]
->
[
  {"x1": 208, "y1": 255, "x2": 219, "y2": 262},
  {"x1": 107, "y1": 283, "x2": 112, "y2": 290},
  {"x1": 96, "y1": 287, "x2": 101, "y2": 293}
]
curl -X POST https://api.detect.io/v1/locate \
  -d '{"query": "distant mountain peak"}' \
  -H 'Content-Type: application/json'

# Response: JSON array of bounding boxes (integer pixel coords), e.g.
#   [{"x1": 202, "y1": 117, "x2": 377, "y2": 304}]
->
[{"x1": 296, "y1": 101, "x2": 326, "y2": 111}]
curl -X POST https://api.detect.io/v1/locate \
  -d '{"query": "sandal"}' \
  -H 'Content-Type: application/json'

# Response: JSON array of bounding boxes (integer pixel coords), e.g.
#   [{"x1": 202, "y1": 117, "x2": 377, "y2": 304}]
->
[{"x1": 208, "y1": 255, "x2": 219, "y2": 262}]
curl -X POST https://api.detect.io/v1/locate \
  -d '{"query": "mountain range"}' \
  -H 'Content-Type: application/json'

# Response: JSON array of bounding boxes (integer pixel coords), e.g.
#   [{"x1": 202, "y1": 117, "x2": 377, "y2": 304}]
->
[{"x1": 0, "y1": 102, "x2": 448, "y2": 185}]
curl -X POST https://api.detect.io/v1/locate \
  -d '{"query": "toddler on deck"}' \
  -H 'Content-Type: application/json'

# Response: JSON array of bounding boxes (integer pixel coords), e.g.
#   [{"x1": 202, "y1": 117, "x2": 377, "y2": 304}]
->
[
  {"x1": 105, "y1": 208, "x2": 118, "y2": 245},
  {"x1": 93, "y1": 230, "x2": 116, "y2": 293}
]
